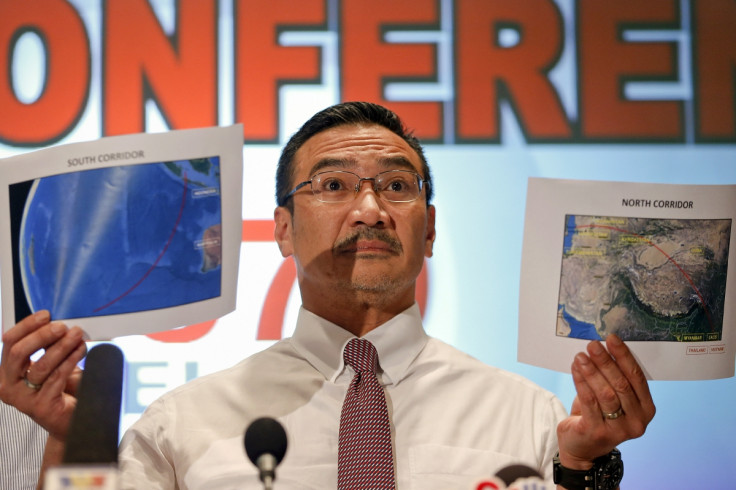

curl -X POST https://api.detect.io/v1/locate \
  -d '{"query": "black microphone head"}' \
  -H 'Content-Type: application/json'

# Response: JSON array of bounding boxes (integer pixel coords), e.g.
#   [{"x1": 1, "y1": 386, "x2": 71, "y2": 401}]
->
[
  {"x1": 244, "y1": 417, "x2": 288, "y2": 466},
  {"x1": 495, "y1": 463, "x2": 543, "y2": 486},
  {"x1": 63, "y1": 343, "x2": 124, "y2": 464}
]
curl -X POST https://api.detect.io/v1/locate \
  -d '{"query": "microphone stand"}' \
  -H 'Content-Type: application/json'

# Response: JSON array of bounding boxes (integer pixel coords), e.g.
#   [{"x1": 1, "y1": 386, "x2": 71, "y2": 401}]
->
[{"x1": 257, "y1": 453, "x2": 277, "y2": 490}]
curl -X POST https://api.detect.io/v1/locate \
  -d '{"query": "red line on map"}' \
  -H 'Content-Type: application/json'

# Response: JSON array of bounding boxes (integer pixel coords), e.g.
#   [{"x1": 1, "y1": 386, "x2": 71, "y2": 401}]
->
[
  {"x1": 575, "y1": 223, "x2": 713, "y2": 331},
  {"x1": 93, "y1": 173, "x2": 189, "y2": 313}
]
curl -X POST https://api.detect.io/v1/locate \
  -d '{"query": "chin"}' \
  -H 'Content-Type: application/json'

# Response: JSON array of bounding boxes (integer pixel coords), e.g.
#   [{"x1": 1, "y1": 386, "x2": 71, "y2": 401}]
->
[{"x1": 346, "y1": 273, "x2": 408, "y2": 294}]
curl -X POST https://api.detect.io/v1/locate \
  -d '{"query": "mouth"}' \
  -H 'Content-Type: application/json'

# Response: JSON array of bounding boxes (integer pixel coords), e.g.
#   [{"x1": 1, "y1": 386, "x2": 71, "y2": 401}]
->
[{"x1": 346, "y1": 240, "x2": 397, "y2": 254}]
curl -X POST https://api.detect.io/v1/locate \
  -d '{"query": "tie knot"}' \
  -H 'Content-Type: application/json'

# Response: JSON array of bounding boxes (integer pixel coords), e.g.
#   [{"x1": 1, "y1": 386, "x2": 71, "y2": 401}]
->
[{"x1": 343, "y1": 338, "x2": 378, "y2": 374}]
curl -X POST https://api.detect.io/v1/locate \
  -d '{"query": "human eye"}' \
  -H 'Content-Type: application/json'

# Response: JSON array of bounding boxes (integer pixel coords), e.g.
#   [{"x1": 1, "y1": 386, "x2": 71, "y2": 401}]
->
[
  {"x1": 387, "y1": 178, "x2": 408, "y2": 192},
  {"x1": 318, "y1": 176, "x2": 348, "y2": 192},
  {"x1": 313, "y1": 172, "x2": 354, "y2": 201},
  {"x1": 379, "y1": 172, "x2": 416, "y2": 199}
]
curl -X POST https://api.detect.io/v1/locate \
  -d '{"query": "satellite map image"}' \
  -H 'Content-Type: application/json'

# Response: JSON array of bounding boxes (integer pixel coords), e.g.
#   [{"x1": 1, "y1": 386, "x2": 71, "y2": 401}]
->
[
  {"x1": 557, "y1": 215, "x2": 731, "y2": 342},
  {"x1": 15, "y1": 157, "x2": 222, "y2": 320}
]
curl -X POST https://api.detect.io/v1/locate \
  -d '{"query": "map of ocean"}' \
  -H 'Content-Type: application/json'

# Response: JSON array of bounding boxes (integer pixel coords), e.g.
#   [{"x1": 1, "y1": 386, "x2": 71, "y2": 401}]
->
[
  {"x1": 559, "y1": 304, "x2": 601, "y2": 340},
  {"x1": 19, "y1": 158, "x2": 222, "y2": 319}
]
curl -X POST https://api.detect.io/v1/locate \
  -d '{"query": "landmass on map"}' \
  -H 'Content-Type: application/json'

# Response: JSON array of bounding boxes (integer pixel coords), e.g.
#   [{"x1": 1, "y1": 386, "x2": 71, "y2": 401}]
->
[{"x1": 556, "y1": 215, "x2": 731, "y2": 342}]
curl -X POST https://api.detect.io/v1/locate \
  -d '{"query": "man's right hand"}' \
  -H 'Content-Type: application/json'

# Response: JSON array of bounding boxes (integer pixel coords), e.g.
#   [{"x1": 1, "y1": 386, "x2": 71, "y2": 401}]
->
[{"x1": 0, "y1": 310, "x2": 87, "y2": 440}]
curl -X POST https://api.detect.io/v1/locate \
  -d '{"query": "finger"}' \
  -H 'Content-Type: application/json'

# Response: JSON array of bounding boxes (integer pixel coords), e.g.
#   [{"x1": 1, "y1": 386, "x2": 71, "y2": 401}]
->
[
  {"x1": 605, "y1": 335, "x2": 655, "y2": 418},
  {"x1": 32, "y1": 342, "x2": 87, "y2": 438},
  {"x1": 38, "y1": 341, "x2": 87, "y2": 399},
  {"x1": 2, "y1": 320, "x2": 64, "y2": 395},
  {"x1": 571, "y1": 354, "x2": 606, "y2": 424},
  {"x1": 5, "y1": 322, "x2": 71, "y2": 381},
  {"x1": 1, "y1": 311, "x2": 52, "y2": 365},
  {"x1": 1, "y1": 310, "x2": 50, "y2": 345},
  {"x1": 585, "y1": 341, "x2": 656, "y2": 443},
  {"x1": 575, "y1": 344, "x2": 623, "y2": 415},
  {"x1": 569, "y1": 395, "x2": 582, "y2": 417},
  {"x1": 586, "y1": 339, "x2": 649, "y2": 420},
  {"x1": 28, "y1": 327, "x2": 86, "y2": 385},
  {"x1": 66, "y1": 367, "x2": 85, "y2": 398}
]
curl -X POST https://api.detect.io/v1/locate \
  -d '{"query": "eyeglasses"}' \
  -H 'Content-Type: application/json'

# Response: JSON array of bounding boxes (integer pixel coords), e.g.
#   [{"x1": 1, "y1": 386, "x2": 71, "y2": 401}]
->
[{"x1": 283, "y1": 169, "x2": 429, "y2": 204}]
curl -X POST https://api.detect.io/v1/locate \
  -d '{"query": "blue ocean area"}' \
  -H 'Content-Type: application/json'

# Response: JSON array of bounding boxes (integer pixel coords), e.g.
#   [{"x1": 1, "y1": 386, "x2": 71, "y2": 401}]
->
[
  {"x1": 20, "y1": 158, "x2": 222, "y2": 319},
  {"x1": 563, "y1": 215, "x2": 576, "y2": 253},
  {"x1": 559, "y1": 304, "x2": 602, "y2": 340}
]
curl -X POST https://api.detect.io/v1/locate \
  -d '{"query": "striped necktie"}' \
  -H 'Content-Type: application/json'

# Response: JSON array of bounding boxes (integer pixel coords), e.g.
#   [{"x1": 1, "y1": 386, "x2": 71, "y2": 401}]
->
[{"x1": 338, "y1": 338, "x2": 395, "y2": 489}]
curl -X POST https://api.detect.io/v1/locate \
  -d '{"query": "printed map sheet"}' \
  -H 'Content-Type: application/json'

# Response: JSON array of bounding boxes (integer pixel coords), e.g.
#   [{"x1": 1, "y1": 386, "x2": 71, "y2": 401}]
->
[
  {"x1": 519, "y1": 178, "x2": 736, "y2": 380},
  {"x1": 0, "y1": 126, "x2": 243, "y2": 340}
]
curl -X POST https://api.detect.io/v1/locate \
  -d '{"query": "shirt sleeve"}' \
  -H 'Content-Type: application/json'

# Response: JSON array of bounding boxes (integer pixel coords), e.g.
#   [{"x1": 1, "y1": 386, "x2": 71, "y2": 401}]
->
[
  {"x1": 539, "y1": 393, "x2": 569, "y2": 483},
  {"x1": 118, "y1": 396, "x2": 178, "y2": 490},
  {"x1": 0, "y1": 402, "x2": 48, "y2": 490}
]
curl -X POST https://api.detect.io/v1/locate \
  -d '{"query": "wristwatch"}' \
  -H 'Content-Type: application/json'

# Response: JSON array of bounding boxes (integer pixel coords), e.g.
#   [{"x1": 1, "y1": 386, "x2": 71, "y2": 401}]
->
[{"x1": 553, "y1": 448, "x2": 623, "y2": 490}]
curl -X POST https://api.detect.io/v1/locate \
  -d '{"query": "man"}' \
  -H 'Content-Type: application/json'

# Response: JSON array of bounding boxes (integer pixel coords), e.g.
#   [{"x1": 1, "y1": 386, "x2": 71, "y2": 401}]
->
[{"x1": 0, "y1": 102, "x2": 655, "y2": 489}]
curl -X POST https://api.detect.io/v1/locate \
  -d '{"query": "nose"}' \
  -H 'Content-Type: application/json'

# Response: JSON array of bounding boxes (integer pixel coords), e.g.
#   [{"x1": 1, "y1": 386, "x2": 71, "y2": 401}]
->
[
  {"x1": 352, "y1": 177, "x2": 380, "y2": 196},
  {"x1": 349, "y1": 179, "x2": 388, "y2": 227}
]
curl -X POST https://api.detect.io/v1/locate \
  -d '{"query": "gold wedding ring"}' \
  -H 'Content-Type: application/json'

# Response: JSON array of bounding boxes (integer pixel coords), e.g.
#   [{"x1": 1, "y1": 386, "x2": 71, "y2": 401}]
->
[
  {"x1": 23, "y1": 370, "x2": 42, "y2": 390},
  {"x1": 603, "y1": 407, "x2": 625, "y2": 420}
]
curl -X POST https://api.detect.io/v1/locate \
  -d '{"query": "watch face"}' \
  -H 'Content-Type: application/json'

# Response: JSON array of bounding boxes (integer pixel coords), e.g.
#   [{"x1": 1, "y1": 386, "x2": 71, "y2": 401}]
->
[{"x1": 596, "y1": 456, "x2": 624, "y2": 490}]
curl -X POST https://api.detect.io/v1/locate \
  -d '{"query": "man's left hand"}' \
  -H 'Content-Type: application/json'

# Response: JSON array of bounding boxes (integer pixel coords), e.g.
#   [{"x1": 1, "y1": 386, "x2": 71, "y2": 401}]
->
[{"x1": 557, "y1": 334, "x2": 656, "y2": 470}]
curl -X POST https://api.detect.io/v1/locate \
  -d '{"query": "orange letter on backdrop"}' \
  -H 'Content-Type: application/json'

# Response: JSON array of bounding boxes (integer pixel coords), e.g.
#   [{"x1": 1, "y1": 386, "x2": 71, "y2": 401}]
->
[
  {"x1": 234, "y1": 0, "x2": 325, "y2": 143},
  {"x1": 104, "y1": 0, "x2": 217, "y2": 135},
  {"x1": 693, "y1": 0, "x2": 736, "y2": 142},
  {"x1": 455, "y1": 0, "x2": 570, "y2": 143},
  {"x1": 577, "y1": 0, "x2": 683, "y2": 141},
  {"x1": 341, "y1": 0, "x2": 442, "y2": 141},
  {"x1": 0, "y1": 1, "x2": 89, "y2": 146}
]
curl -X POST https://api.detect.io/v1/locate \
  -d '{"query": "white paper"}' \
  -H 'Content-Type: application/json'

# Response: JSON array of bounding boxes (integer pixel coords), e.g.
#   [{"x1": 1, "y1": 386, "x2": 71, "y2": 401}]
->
[
  {"x1": 1, "y1": 126, "x2": 243, "y2": 340},
  {"x1": 519, "y1": 177, "x2": 736, "y2": 380}
]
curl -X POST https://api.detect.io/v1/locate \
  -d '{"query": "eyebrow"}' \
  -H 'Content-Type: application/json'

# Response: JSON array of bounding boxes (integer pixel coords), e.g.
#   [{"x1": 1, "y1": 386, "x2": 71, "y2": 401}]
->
[
  {"x1": 308, "y1": 158, "x2": 354, "y2": 176},
  {"x1": 307, "y1": 155, "x2": 417, "y2": 177}
]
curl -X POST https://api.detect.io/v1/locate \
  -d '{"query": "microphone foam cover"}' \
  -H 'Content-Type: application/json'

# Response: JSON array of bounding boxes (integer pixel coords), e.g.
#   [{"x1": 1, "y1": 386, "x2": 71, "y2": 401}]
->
[
  {"x1": 244, "y1": 417, "x2": 288, "y2": 466},
  {"x1": 63, "y1": 343, "x2": 124, "y2": 464},
  {"x1": 495, "y1": 463, "x2": 543, "y2": 486}
]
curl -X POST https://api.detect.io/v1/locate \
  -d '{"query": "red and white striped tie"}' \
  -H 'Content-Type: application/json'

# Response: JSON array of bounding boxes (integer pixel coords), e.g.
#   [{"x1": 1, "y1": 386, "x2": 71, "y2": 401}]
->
[{"x1": 338, "y1": 338, "x2": 395, "y2": 489}]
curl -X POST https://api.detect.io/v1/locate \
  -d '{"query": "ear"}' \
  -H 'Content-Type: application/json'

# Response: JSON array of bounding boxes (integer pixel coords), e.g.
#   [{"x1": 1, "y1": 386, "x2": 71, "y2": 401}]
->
[
  {"x1": 274, "y1": 206, "x2": 294, "y2": 258},
  {"x1": 424, "y1": 205, "x2": 436, "y2": 258}
]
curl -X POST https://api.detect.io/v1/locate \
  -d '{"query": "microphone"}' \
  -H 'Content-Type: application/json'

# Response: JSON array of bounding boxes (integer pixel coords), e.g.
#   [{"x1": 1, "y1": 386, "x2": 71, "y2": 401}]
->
[
  {"x1": 496, "y1": 464, "x2": 543, "y2": 488},
  {"x1": 244, "y1": 417, "x2": 288, "y2": 490},
  {"x1": 44, "y1": 344, "x2": 125, "y2": 490},
  {"x1": 472, "y1": 463, "x2": 550, "y2": 490}
]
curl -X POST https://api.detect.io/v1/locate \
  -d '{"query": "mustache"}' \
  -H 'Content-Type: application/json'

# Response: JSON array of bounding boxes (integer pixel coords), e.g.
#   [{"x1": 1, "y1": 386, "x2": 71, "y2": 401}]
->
[{"x1": 333, "y1": 227, "x2": 403, "y2": 255}]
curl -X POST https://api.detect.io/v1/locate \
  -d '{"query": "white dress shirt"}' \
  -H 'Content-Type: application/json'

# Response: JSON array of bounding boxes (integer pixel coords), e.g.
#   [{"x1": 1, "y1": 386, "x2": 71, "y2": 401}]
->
[{"x1": 119, "y1": 304, "x2": 567, "y2": 489}]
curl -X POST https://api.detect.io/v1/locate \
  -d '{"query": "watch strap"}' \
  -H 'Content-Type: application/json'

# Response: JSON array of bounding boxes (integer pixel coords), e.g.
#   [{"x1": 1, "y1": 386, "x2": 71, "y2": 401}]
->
[{"x1": 553, "y1": 448, "x2": 622, "y2": 490}]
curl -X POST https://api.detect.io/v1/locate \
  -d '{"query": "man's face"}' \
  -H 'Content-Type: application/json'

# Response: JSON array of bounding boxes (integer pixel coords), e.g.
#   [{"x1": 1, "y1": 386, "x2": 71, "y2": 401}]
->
[{"x1": 274, "y1": 124, "x2": 436, "y2": 309}]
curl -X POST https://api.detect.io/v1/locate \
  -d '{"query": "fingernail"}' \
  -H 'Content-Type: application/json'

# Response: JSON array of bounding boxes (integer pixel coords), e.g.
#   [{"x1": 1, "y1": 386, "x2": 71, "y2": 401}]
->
[
  {"x1": 575, "y1": 352, "x2": 590, "y2": 365},
  {"x1": 608, "y1": 334, "x2": 622, "y2": 346},
  {"x1": 35, "y1": 310, "x2": 50, "y2": 323},
  {"x1": 50, "y1": 323, "x2": 67, "y2": 335},
  {"x1": 589, "y1": 341, "x2": 604, "y2": 355}
]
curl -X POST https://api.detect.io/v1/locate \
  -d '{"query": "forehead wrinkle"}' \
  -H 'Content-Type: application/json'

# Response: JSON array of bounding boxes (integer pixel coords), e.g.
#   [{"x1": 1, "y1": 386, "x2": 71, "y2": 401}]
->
[{"x1": 308, "y1": 155, "x2": 418, "y2": 178}]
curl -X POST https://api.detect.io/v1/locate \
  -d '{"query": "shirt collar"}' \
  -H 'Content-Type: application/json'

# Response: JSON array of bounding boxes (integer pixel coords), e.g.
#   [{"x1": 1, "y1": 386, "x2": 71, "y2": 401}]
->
[{"x1": 291, "y1": 303, "x2": 428, "y2": 386}]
